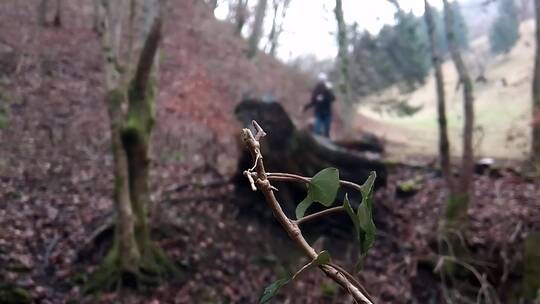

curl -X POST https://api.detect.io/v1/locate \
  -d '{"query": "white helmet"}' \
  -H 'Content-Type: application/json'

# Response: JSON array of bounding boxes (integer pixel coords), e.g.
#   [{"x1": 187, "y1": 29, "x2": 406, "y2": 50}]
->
[{"x1": 317, "y1": 72, "x2": 328, "y2": 82}]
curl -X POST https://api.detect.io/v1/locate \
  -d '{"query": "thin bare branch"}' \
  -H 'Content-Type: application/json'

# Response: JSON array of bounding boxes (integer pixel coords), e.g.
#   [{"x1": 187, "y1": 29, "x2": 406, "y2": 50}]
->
[
  {"x1": 296, "y1": 206, "x2": 345, "y2": 226},
  {"x1": 240, "y1": 123, "x2": 373, "y2": 304},
  {"x1": 266, "y1": 172, "x2": 363, "y2": 193}
]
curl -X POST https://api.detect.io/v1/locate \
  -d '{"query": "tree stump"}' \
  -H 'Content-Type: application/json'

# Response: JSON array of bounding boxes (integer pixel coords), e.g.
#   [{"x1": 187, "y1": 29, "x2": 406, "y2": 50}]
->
[{"x1": 233, "y1": 99, "x2": 387, "y2": 235}]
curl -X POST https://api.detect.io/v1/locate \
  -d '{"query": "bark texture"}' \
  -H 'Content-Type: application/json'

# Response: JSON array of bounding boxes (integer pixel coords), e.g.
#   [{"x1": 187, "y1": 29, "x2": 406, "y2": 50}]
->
[
  {"x1": 443, "y1": 0, "x2": 474, "y2": 226},
  {"x1": 86, "y1": 0, "x2": 176, "y2": 292},
  {"x1": 424, "y1": 0, "x2": 454, "y2": 193}
]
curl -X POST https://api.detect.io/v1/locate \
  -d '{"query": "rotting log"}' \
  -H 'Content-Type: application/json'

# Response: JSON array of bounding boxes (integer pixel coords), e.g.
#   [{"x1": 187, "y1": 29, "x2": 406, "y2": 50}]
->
[{"x1": 233, "y1": 99, "x2": 387, "y2": 234}]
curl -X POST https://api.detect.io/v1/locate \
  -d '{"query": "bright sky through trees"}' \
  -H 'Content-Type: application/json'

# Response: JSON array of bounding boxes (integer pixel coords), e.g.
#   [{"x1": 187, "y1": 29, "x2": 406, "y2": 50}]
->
[{"x1": 215, "y1": 0, "x2": 442, "y2": 61}]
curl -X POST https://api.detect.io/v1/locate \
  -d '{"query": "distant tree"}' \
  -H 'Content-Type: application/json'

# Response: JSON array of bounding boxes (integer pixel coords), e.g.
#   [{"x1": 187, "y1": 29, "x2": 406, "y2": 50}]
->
[
  {"x1": 427, "y1": 1, "x2": 468, "y2": 53},
  {"x1": 349, "y1": 13, "x2": 429, "y2": 94},
  {"x1": 247, "y1": 0, "x2": 268, "y2": 58},
  {"x1": 532, "y1": 0, "x2": 540, "y2": 166},
  {"x1": 347, "y1": 1, "x2": 468, "y2": 95},
  {"x1": 349, "y1": 30, "x2": 399, "y2": 95},
  {"x1": 334, "y1": 0, "x2": 353, "y2": 105},
  {"x1": 448, "y1": 1, "x2": 469, "y2": 50},
  {"x1": 424, "y1": 0, "x2": 454, "y2": 197},
  {"x1": 380, "y1": 2, "x2": 430, "y2": 90},
  {"x1": 489, "y1": 0, "x2": 520, "y2": 54},
  {"x1": 230, "y1": 0, "x2": 250, "y2": 35},
  {"x1": 443, "y1": 0, "x2": 475, "y2": 229},
  {"x1": 265, "y1": 0, "x2": 291, "y2": 57},
  {"x1": 393, "y1": 10, "x2": 430, "y2": 88}
]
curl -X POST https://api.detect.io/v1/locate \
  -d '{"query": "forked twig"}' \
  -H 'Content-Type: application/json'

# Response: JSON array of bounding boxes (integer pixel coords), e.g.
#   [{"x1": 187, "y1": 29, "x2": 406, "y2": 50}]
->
[{"x1": 241, "y1": 120, "x2": 374, "y2": 304}]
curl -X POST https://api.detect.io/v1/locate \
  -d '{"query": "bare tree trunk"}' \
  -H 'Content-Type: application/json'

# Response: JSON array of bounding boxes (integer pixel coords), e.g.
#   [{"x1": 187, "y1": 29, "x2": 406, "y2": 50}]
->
[
  {"x1": 38, "y1": 0, "x2": 49, "y2": 26},
  {"x1": 532, "y1": 0, "x2": 540, "y2": 168},
  {"x1": 265, "y1": 0, "x2": 280, "y2": 55},
  {"x1": 443, "y1": 0, "x2": 474, "y2": 226},
  {"x1": 52, "y1": 0, "x2": 62, "y2": 27},
  {"x1": 424, "y1": 1, "x2": 454, "y2": 193},
  {"x1": 247, "y1": 0, "x2": 267, "y2": 58},
  {"x1": 266, "y1": 0, "x2": 290, "y2": 57},
  {"x1": 334, "y1": 0, "x2": 353, "y2": 106}
]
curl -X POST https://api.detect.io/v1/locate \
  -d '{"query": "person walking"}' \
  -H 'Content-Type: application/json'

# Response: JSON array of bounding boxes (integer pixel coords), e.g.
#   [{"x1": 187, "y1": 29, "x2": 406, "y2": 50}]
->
[{"x1": 304, "y1": 73, "x2": 336, "y2": 137}]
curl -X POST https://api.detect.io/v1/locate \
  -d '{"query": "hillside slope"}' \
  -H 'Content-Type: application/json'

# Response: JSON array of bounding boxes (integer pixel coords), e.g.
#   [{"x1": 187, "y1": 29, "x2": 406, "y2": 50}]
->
[{"x1": 358, "y1": 19, "x2": 535, "y2": 161}]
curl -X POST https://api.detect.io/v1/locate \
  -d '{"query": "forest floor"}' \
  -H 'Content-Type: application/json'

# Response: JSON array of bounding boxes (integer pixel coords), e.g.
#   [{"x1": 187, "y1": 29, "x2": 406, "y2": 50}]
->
[{"x1": 0, "y1": 1, "x2": 539, "y2": 304}]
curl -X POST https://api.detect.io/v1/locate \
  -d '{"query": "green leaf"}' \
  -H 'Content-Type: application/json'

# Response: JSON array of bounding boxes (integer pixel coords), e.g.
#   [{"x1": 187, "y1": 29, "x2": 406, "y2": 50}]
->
[
  {"x1": 343, "y1": 172, "x2": 377, "y2": 273},
  {"x1": 295, "y1": 168, "x2": 340, "y2": 219},
  {"x1": 359, "y1": 171, "x2": 376, "y2": 210},
  {"x1": 343, "y1": 194, "x2": 360, "y2": 240},
  {"x1": 259, "y1": 277, "x2": 290, "y2": 304},
  {"x1": 295, "y1": 197, "x2": 313, "y2": 221},
  {"x1": 314, "y1": 250, "x2": 331, "y2": 265},
  {"x1": 357, "y1": 171, "x2": 377, "y2": 256}
]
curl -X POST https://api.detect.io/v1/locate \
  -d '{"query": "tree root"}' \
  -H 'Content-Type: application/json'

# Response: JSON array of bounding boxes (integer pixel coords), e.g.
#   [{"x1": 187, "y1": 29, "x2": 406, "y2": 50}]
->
[{"x1": 83, "y1": 243, "x2": 182, "y2": 294}]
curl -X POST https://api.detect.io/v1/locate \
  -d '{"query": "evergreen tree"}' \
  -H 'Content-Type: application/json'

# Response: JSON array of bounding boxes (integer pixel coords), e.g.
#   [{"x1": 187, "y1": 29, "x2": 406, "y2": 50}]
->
[
  {"x1": 389, "y1": 11, "x2": 430, "y2": 89},
  {"x1": 448, "y1": 1, "x2": 469, "y2": 50},
  {"x1": 421, "y1": 3, "x2": 468, "y2": 56},
  {"x1": 489, "y1": 0, "x2": 520, "y2": 54},
  {"x1": 347, "y1": 2, "x2": 469, "y2": 95}
]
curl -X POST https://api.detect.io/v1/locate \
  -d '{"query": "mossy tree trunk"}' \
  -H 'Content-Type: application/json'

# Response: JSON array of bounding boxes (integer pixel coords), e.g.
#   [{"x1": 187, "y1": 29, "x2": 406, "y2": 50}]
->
[
  {"x1": 443, "y1": 0, "x2": 474, "y2": 229},
  {"x1": 532, "y1": 0, "x2": 540, "y2": 169},
  {"x1": 86, "y1": 0, "x2": 175, "y2": 292}
]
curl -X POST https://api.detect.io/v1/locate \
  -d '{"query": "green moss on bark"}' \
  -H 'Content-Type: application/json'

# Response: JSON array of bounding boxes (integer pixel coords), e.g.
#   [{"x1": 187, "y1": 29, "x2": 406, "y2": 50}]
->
[{"x1": 523, "y1": 232, "x2": 540, "y2": 299}]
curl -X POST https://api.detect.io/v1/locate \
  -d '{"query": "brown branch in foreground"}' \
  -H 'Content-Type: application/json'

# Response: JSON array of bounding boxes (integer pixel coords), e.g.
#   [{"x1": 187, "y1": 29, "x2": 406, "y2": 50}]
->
[
  {"x1": 241, "y1": 121, "x2": 374, "y2": 304},
  {"x1": 296, "y1": 206, "x2": 345, "y2": 226},
  {"x1": 267, "y1": 172, "x2": 362, "y2": 192}
]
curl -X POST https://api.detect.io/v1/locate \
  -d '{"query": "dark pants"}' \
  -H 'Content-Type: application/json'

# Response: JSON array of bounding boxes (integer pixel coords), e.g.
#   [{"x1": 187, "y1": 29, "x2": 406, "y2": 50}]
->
[{"x1": 313, "y1": 113, "x2": 331, "y2": 137}]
